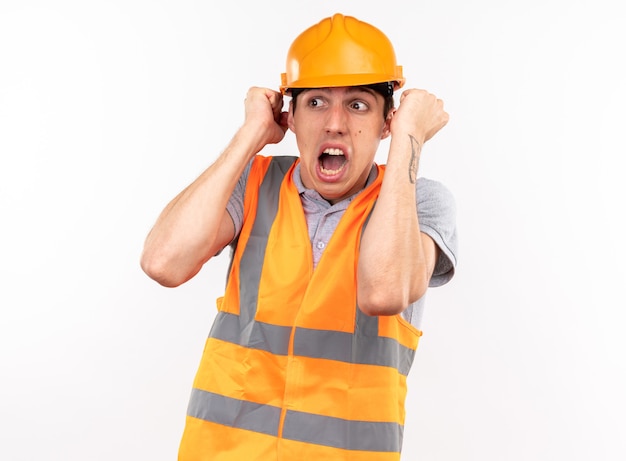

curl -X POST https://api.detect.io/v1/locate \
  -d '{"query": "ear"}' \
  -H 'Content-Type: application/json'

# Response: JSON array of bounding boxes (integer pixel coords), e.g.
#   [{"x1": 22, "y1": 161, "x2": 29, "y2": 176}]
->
[
  {"x1": 381, "y1": 109, "x2": 395, "y2": 140},
  {"x1": 287, "y1": 100, "x2": 296, "y2": 133}
]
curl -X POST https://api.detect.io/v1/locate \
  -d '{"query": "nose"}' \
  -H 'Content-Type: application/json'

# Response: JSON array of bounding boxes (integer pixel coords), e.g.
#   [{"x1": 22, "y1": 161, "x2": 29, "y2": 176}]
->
[{"x1": 324, "y1": 103, "x2": 348, "y2": 135}]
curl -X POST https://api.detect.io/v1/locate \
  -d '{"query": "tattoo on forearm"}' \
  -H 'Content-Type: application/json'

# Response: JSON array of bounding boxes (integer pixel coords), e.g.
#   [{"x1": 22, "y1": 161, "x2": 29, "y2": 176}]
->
[{"x1": 408, "y1": 135, "x2": 421, "y2": 184}]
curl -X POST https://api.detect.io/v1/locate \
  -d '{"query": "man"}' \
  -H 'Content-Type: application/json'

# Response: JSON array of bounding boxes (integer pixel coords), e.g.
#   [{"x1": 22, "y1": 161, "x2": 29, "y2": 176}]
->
[{"x1": 141, "y1": 13, "x2": 457, "y2": 460}]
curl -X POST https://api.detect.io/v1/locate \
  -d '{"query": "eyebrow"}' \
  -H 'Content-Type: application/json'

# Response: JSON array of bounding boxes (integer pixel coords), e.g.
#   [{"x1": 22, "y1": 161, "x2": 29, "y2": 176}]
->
[{"x1": 347, "y1": 86, "x2": 377, "y2": 96}]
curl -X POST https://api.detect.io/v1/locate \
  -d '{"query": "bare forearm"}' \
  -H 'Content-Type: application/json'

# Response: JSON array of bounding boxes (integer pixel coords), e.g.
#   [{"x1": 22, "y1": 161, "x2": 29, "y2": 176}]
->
[
  {"x1": 358, "y1": 133, "x2": 429, "y2": 315},
  {"x1": 141, "y1": 126, "x2": 264, "y2": 286},
  {"x1": 141, "y1": 86, "x2": 288, "y2": 286}
]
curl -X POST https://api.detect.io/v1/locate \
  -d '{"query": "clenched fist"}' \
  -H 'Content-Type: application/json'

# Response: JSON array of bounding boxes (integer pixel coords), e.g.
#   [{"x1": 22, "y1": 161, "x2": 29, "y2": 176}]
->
[{"x1": 389, "y1": 89, "x2": 449, "y2": 143}]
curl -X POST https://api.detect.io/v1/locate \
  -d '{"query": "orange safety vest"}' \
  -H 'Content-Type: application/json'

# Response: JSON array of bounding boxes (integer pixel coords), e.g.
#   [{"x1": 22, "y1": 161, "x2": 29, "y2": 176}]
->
[{"x1": 179, "y1": 155, "x2": 422, "y2": 460}]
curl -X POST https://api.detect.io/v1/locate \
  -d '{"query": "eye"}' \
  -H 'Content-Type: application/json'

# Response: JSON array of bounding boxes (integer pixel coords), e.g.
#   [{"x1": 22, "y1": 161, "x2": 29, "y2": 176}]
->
[
  {"x1": 307, "y1": 97, "x2": 324, "y2": 108},
  {"x1": 350, "y1": 100, "x2": 369, "y2": 111}
]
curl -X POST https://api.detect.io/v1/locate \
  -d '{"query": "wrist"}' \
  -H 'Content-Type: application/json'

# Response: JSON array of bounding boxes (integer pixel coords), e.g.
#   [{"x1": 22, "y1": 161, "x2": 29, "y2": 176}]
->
[{"x1": 236, "y1": 122, "x2": 270, "y2": 154}]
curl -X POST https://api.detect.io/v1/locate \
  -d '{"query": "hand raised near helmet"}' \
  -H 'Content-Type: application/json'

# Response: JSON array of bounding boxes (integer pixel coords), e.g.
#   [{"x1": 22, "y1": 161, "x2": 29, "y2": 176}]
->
[
  {"x1": 389, "y1": 89, "x2": 449, "y2": 144},
  {"x1": 242, "y1": 87, "x2": 289, "y2": 148}
]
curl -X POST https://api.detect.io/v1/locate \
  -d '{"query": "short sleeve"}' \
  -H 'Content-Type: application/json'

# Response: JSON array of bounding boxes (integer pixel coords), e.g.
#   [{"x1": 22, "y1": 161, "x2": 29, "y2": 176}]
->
[
  {"x1": 416, "y1": 177, "x2": 458, "y2": 287},
  {"x1": 225, "y1": 159, "x2": 253, "y2": 240}
]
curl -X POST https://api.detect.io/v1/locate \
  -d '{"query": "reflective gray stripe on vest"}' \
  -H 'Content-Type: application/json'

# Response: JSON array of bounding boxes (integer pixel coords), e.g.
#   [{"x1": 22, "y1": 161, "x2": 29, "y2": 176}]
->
[
  {"x1": 293, "y1": 323, "x2": 415, "y2": 376},
  {"x1": 187, "y1": 388, "x2": 281, "y2": 436},
  {"x1": 283, "y1": 409, "x2": 402, "y2": 453},
  {"x1": 290, "y1": 303, "x2": 415, "y2": 376},
  {"x1": 210, "y1": 311, "x2": 414, "y2": 375},
  {"x1": 238, "y1": 156, "x2": 297, "y2": 328},
  {"x1": 188, "y1": 389, "x2": 402, "y2": 452},
  {"x1": 210, "y1": 311, "x2": 292, "y2": 355}
]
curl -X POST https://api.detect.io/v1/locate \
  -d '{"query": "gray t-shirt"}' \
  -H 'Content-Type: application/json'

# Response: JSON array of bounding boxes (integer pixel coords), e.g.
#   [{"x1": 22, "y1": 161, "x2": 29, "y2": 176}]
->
[{"x1": 226, "y1": 157, "x2": 458, "y2": 329}]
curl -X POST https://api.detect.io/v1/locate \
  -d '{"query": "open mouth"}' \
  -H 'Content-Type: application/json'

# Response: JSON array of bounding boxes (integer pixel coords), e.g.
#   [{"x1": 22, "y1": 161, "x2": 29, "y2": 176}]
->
[{"x1": 319, "y1": 148, "x2": 347, "y2": 175}]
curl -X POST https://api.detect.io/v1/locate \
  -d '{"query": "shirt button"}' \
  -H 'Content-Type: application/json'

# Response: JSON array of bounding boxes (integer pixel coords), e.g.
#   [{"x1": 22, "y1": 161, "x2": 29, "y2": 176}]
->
[{"x1": 316, "y1": 241, "x2": 325, "y2": 250}]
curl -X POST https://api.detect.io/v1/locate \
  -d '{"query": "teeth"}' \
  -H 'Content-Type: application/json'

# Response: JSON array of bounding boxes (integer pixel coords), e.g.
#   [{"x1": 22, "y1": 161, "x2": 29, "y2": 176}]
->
[
  {"x1": 323, "y1": 148, "x2": 344, "y2": 156},
  {"x1": 320, "y1": 166, "x2": 344, "y2": 175}
]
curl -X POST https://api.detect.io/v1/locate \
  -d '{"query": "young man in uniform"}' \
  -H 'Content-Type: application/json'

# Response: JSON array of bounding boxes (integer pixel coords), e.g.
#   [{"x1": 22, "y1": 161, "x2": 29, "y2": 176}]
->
[{"x1": 141, "y1": 13, "x2": 458, "y2": 460}]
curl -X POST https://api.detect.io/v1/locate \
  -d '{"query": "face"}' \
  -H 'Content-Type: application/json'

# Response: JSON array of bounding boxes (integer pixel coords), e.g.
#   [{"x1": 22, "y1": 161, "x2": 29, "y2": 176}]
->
[{"x1": 288, "y1": 86, "x2": 391, "y2": 204}]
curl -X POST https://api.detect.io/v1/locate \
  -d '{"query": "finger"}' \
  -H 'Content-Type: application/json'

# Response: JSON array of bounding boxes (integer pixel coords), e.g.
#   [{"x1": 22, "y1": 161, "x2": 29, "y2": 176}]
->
[
  {"x1": 278, "y1": 112, "x2": 289, "y2": 131},
  {"x1": 267, "y1": 91, "x2": 283, "y2": 112}
]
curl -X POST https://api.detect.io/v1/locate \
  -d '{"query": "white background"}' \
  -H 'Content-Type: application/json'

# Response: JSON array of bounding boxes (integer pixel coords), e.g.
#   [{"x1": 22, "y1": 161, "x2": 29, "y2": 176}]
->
[{"x1": 1, "y1": 0, "x2": 624, "y2": 459}]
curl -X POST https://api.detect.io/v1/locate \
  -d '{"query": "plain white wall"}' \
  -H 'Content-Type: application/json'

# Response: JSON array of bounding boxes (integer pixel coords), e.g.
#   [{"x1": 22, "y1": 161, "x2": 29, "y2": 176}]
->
[{"x1": 1, "y1": 0, "x2": 624, "y2": 459}]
